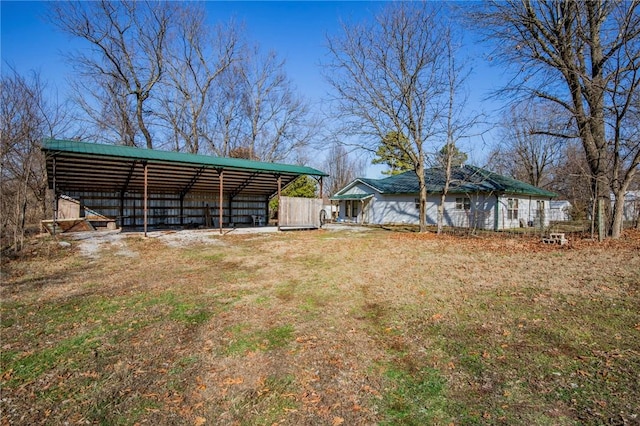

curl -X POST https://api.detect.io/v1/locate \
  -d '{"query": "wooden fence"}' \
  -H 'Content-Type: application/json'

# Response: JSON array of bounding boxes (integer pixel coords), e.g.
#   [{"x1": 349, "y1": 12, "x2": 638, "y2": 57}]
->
[{"x1": 279, "y1": 196, "x2": 323, "y2": 229}]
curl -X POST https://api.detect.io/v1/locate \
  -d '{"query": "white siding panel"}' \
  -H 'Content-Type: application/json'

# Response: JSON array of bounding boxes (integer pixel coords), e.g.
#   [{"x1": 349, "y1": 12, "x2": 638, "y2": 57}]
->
[{"x1": 370, "y1": 194, "x2": 419, "y2": 224}]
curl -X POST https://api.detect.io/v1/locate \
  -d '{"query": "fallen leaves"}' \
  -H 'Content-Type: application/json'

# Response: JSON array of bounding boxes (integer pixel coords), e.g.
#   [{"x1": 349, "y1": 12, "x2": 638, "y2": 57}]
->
[
  {"x1": 431, "y1": 313, "x2": 444, "y2": 322},
  {"x1": 332, "y1": 416, "x2": 345, "y2": 425},
  {"x1": 221, "y1": 377, "x2": 243, "y2": 386}
]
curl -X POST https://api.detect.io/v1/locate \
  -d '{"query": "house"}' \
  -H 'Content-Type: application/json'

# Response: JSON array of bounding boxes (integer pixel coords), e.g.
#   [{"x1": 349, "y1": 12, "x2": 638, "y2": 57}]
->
[
  {"x1": 549, "y1": 200, "x2": 572, "y2": 221},
  {"x1": 611, "y1": 190, "x2": 640, "y2": 223},
  {"x1": 331, "y1": 165, "x2": 557, "y2": 230}
]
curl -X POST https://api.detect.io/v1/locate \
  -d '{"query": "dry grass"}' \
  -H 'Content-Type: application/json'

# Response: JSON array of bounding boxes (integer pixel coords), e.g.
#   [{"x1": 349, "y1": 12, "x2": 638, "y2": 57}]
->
[{"x1": 1, "y1": 228, "x2": 639, "y2": 425}]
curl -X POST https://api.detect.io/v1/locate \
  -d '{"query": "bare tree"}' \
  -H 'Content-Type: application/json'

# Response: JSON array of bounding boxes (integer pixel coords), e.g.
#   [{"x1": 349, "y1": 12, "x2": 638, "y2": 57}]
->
[
  {"x1": 207, "y1": 45, "x2": 315, "y2": 162},
  {"x1": 240, "y1": 48, "x2": 314, "y2": 162},
  {"x1": 488, "y1": 101, "x2": 566, "y2": 189},
  {"x1": 473, "y1": 1, "x2": 640, "y2": 239},
  {"x1": 1, "y1": 69, "x2": 69, "y2": 252},
  {"x1": 69, "y1": 76, "x2": 138, "y2": 145},
  {"x1": 209, "y1": 63, "x2": 246, "y2": 157},
  {"x1": 325, "y1": 2, "x2": 450, "y2": 232},
  {"x1": 50, "y1": 0, "x2": 175, "y2": 148},
  {"x1": 552, "y1": 142, "x2": 594, "y2": 221},
  {"x1": 159, "y1": 6, "x2": 239, "y2": 154},
  {"x1": 610, "y1": 48, "x2": 640, "y2": 234},
  {"x1": 322, "y1": 143, "x2": 366, "y2": 197},
  {"x1": 433, "y1": 31, "x2": 478, "y2": 235}
]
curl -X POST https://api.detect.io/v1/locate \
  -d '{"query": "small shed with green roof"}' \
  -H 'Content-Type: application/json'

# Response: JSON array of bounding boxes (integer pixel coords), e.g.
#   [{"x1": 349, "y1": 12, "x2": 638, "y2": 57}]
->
[
  {"x1": 331, "y1": 165, "x2": 556, "y2": 230},
  {"x1": 42, "y1": 139, "x2": 328, "y2": 234}
]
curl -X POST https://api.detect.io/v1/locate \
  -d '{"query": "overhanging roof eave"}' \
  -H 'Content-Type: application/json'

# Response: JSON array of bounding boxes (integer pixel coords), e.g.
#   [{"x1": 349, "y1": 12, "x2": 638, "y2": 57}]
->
[
  {"x1": 42, "y1": 139, "x2": 328, "y2": 177},
  {"x1": 42, "y1": 139, "x2": 326, "y2": 197}
]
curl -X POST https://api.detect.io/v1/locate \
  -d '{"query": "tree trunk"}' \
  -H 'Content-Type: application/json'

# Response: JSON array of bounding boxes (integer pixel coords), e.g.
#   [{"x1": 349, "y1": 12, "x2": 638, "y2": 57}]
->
[
  {"x1": 136, "y1": 95, "x2": 153, "y2": 149},
  {"x1": 437, "y1": 193, "x2": 445, "y2": 234},
  {"x1": 591, "y1": 170, "x2": 609, "y2": 241},
  {"x1": 610, "y1": 191, "x2": 626, "y2": 239},
  {"x1": 415, "y1": 161, "x2": 427, "y2": 232}
]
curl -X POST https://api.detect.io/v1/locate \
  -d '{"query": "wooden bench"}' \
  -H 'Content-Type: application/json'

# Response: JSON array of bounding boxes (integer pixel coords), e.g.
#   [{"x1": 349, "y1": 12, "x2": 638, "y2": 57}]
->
[{"x1": 543, "y1": 232, "x2": 568, "y2": 245}]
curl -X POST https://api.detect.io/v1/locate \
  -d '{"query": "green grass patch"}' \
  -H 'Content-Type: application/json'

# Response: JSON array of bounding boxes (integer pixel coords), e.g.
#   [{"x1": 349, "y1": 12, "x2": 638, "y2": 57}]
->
[
  {"x1": 225, "y1": 324, "x2": 295, "y2": 356},
  {"x1": 380, "y1": 365, "x2": 448, "y2": 425},
  {"x1": 86, "y1": 394, "x2": 161, "y2": 426},
  {"x1": 403, "y1": 288, "x2": 640, "y2": 424},
  {"x1": 4, "y1": 330, "x2": 101, "y2": 385},
  {"x1": 146, "y1": 291, "x2": 214, "y2": 325}
]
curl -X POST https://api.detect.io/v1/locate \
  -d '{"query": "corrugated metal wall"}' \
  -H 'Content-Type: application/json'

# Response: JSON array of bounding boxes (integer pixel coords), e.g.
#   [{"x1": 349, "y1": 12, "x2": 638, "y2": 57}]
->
[{"x1": 63, "y1": 191, "x2": 268, "y2": 228}]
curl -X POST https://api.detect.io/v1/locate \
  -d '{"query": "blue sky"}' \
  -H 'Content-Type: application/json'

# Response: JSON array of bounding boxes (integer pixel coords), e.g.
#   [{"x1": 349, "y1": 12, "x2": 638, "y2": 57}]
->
[{"x1": 1, "y1": 1, "x2": 502, "y2": 176}]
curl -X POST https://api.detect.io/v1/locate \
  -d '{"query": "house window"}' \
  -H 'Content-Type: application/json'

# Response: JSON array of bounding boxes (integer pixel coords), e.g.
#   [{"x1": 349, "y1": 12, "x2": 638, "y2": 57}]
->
[
  {"x1": 456, "y1": 197, "x2": 471, "y2": 210},
  {"x1": 344, "y1": 200, "x2": 358, "y2": 218},
  {"x1": 507, "y1": 198, "x2": 519, "y2": 220}
]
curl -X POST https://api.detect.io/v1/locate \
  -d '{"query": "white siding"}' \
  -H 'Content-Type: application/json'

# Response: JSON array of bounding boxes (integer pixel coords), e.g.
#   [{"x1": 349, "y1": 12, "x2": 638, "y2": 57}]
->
[
  {"x1": 495, "y1": 195, "x2": 552, "y2": 229},
  {"x1": 368, "y1": 194, "x2": 418, "y2": 224},
  {"x1": 338, "y1": 190, "x2": 553, "y2": 230}
]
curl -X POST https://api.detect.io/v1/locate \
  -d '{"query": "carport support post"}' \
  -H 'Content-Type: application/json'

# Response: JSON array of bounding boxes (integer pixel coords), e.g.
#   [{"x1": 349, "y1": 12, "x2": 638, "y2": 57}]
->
[
  {"x1": 179, "y1": 195, "x2": 184, "y2": 227},
  {"x1": 143, "y1": 161, "x2": 148, "y2": 237},
  {"x1": 277, "y1": 174, "x2": 282, "y2": 231},
  {"x1": 119, "y1": 191, "x2": 125, "y2": 228},
  {"x1": 218, "y1": 169, "x2": 224, "y2": 235},
  {"x1": 52, "y1": 156, "x2": 57, "y2": 237}
]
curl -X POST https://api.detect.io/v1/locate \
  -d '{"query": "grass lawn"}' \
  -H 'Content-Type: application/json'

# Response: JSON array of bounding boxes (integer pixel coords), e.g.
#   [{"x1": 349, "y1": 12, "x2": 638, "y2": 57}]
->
[{"x1": 2, "y1": 227, "x2": 639, "y2": 425}]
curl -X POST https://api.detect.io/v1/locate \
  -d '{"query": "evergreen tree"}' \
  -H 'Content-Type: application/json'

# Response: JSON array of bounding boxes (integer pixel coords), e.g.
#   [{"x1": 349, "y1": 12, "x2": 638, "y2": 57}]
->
[{"x1": 372, "y1": 131, "x2": 414, "y2": 175}]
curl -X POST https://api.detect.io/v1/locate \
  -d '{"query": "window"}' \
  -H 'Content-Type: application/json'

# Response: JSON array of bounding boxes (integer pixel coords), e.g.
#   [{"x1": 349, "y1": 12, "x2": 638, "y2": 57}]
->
[
  {"x1": 344, "y1": 200, "x2": 358, "y2": 218},
  {"x1": 507, "y1": 198, "x2": 519, "y2": 220},
  {"x1": 456, "y1": 197, "x2": 471, "y2": 210}
]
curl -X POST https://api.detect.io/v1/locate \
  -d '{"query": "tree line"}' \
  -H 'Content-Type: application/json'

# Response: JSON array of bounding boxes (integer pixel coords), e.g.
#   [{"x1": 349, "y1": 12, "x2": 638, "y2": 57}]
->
[{"x1": 2, "y1": 0, "x2": 639, "y2": 252}]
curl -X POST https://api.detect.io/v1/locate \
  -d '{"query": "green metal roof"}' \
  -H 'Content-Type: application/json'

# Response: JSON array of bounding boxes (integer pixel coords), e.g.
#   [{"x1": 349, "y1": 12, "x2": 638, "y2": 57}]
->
[
  {"x1": 42, "y1": 139, "x2": 327, "y2": 197},
  {"x1": 330, "y1": 193, "x2": 374, "y2": 201},
  {"x1": 42, "y1": 139, "x2": 327, "y2": 176},
  {"x1": 336, "y1": 165, "x2": 556, "y2": 198}
]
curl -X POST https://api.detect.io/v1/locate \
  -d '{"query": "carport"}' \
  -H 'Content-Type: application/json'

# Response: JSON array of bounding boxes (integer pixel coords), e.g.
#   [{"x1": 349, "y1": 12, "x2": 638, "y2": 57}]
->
[{"x1": 42, "y1": 139, "x2": 328, "y2": 235}]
